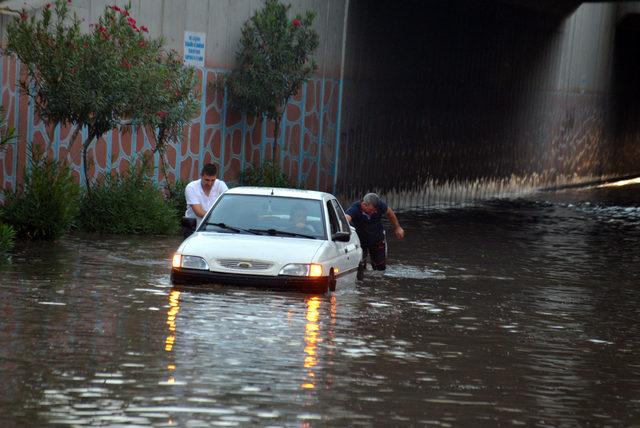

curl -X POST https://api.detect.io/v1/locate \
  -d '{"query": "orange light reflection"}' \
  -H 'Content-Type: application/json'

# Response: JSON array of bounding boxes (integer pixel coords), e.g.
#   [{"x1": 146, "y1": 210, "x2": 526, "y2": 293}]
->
[
  {"x1": 301, "y1": 296, "x2": 321, "y2": 389},
  {"x1": 164, "y1": 290, "x2": 181, "y2": 382}
]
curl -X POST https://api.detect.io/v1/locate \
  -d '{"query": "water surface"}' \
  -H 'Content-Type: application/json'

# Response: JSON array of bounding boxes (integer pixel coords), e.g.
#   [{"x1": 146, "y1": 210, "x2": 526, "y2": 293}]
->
[{"x1": 1, "y1": 184, "x2": 639, "y2": 426}]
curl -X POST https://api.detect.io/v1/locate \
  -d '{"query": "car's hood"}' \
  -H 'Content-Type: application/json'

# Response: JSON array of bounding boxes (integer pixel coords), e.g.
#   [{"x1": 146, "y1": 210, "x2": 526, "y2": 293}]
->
[{"x1": 177, "y1": 232, "x2": 326, "y2": 275}]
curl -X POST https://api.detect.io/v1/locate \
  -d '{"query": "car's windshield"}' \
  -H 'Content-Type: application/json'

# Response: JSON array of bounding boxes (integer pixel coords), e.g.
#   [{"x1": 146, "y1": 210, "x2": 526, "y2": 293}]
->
[{"x1": 201, "y1": 194, "x2": 326, "y2": 239}]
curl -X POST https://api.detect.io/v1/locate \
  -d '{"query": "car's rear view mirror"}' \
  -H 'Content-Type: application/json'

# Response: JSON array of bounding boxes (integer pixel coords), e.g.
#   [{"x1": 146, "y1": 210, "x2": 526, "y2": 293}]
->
[
  {"x1": 181, "y1": 217, "x2": 197, "y2": 229},
  {"x1": 332, "y1": 231, "x2": 350, "y2": 242}
]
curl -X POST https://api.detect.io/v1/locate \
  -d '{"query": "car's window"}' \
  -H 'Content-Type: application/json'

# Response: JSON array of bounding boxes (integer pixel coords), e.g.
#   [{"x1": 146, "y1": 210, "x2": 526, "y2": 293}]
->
[
  {"x1": 327, "y1": 199, "x2": 350, "y2": 237},
  {"x1": 202, "y1": 194, "x2": 326, "y2": 239},
  {"x1": 330, "y1": 199, "x2": 351, "y2": 234}
]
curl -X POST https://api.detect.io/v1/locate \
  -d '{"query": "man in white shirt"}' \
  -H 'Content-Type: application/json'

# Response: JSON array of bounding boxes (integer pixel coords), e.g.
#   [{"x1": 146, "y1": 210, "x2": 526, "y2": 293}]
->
[{"x1": 182, "y1": 163, "x2": 228, "y2": 237}]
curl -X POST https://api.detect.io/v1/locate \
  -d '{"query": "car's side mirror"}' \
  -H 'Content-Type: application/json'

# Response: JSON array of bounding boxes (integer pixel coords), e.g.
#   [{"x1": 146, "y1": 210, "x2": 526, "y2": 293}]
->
[
  {"x1": 181, "y1": 217, "x2": 197, "y2": 229},
  {"x1": 332, "y1": 231, "x2": 350, "y2": 242}
]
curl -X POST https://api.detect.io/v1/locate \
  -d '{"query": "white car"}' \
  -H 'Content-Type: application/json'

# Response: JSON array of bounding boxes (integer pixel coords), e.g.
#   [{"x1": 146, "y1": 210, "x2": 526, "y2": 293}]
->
[{"x1": 171, "y1": 187, "x2": 363, "y2": 294}]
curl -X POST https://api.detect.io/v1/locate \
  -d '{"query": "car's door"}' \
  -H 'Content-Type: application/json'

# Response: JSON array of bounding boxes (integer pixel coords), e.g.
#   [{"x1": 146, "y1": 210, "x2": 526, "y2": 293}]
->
[
  {"x1": 332, "y1": 199, "x2": 361, "y2": 271},
  {"x1": 326, "y1": 198, "x2": 360, "y2": 275}
]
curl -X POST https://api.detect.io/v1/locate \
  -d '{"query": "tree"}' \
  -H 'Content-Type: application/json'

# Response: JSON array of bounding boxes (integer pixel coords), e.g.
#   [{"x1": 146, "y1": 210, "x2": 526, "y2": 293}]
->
[
  {"x1": 226, "y1": 0, "x2": 319, "y2": 163},
  {"x1": 141, "y1": 50, "x2": 199, "y2": 193},
  {"x1": 6, "y1": 1, "x2": 198, "y2": 193}
]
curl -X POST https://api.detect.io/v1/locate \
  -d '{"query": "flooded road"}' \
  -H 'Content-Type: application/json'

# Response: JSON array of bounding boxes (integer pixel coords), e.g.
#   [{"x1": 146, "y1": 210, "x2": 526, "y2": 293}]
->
[{"x1": 1, "y1": 183, "x2": 640, "y2": 426}]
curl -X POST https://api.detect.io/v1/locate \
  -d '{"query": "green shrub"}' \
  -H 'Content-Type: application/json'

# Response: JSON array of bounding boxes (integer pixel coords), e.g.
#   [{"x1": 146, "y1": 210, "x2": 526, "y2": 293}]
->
[
  {"x1": 165, "y1": 179, "x2": 187, "y2": 221},
  {"x1": 0, "y1": 221, "x2": 15, "y2": 257},
  {"x1": 2, "y1": 147, "x2": 80, "y2": 240},
  {"x1": 240, "y1": 161, "x2": 295, "y2": 188},
  {"x1": 79, "y1": 158, "x2": 179, "y2": 235},
  {"x1": 0, "y1": 105, "x2": 16, "y2": 150}
]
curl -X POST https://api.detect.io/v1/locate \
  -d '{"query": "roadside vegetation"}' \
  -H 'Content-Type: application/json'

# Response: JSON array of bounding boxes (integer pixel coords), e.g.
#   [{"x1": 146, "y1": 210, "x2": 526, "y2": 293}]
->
[
  {"x1": 226, "y1": 0, "x2": 318, "y2": 186},
  {"x1": 79, "y1": 157, "x2": 179, "y2": 235},
  {"x1": 0, "y1": 0, "x2": 196, "y2": 249},
  {"x1": 6, "y1": 0, "x2": 198, "y2": 194},
  {"x1": 0, "y1": 0, "x2": 319, "y2": 250},
  {"x1": 0, "y1": 106, "x2": 16, "y2": 256},
  {"x1": 0, "y1": 150, "x2": 181, "y2": 242},
  {"x1": 166, "y1": 179, "x2": 187, "y2": 221},
  {"x1": 0, "y1": 222, "x2": 15, "y2": 259},
  {"x1": 1, "y1": 146, "x2": 80, "y2": 240},
  {"x1": 240, "y1": 161, "x2": 295, "y2": 188}
]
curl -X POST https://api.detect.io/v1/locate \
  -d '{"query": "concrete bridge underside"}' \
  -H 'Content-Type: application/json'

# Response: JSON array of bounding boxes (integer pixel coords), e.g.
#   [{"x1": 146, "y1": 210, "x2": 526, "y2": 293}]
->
[
  {"x1": 0, "y1": 0, "x2": 639, "y2": 207},
  {"x1": 337, "y1": 0, "x2": 640, "y2": 207},
  {"x1": 503, "y1": 0, "x2": 607, "y2": 16}
]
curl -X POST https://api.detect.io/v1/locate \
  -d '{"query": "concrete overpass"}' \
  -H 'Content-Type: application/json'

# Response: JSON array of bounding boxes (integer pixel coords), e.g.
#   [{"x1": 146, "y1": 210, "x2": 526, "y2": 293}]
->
[
  {"x1": 503, "y1": 0, "x2": 617, "y2": 16},
  {"x1": 338, "y1": 0, "x2": 640, "y2": 206},
  {"x1": 505, "y1": 0, "x2": 637, "y2": 16}
]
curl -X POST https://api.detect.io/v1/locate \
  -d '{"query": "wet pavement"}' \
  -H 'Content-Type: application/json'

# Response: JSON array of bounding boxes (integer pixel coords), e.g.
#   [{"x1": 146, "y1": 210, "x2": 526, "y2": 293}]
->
[{"x1": 1, "y1": 183, "x2": 640, "y2": 426}]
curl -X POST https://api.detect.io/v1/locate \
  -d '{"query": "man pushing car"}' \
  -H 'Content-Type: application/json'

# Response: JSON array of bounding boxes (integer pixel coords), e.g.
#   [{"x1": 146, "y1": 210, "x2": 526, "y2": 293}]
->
[
  {"x1": 344, "y1": 192, "x2": 405, "y2": 272},
  {"x1": 182, "y1": 163, "x2": 228, "y2": 238}
]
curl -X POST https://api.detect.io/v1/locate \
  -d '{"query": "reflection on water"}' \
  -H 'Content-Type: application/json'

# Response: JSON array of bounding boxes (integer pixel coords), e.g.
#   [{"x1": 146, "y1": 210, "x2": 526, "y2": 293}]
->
[
  {"x1": 302, "y1": 296, "x2": 320, "y2": 390},
  {"x1": 164, "y1": 290, "x2": 180, "y2": 385},
  {"x1": 1, "y1": 185, "x2": 640, "y2": 425},
  {"x1": 597, "y1": 176, "x2": 640, "y2": 188}
]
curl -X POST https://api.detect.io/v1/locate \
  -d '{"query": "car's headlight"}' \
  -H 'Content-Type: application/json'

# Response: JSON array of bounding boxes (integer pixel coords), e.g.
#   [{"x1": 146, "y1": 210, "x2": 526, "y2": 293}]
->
[
  {"x1": 172, "y1": 254, "x2": 209, "y2": 270},
  {"x1": 279, "y1": 263, "x2": 323, "y2": 277}
]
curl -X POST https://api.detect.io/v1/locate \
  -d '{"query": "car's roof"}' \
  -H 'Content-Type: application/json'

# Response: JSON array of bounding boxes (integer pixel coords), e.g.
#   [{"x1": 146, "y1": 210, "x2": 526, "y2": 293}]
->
[{"x1": 225, "y1": 186, "x2": 333, "y2": 201}]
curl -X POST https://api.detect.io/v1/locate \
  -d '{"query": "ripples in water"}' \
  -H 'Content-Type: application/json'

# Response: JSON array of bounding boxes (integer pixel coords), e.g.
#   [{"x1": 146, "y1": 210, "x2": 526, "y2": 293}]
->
[{"x1": 2, "y1": 185, "x2": 640, "y2": 425}]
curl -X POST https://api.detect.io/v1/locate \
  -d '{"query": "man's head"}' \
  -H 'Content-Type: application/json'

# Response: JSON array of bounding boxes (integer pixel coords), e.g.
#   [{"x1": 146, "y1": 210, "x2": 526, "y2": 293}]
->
[
  {"x1": 200, "y1": 163, "x2": 218, "y2": 191},
  {"x1": 360, "y1": 193, "x2": 380, "y2": 215}
]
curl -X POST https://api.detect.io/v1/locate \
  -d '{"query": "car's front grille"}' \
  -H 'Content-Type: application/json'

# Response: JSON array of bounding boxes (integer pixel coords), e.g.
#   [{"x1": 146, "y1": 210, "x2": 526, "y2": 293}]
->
[{"x1": 217, "y1": 259, "x2": 273, "y2": 270}]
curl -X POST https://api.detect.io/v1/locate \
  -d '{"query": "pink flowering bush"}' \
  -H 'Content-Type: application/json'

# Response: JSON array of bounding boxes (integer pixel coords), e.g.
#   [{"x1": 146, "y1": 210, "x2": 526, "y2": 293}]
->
[
  {"x1": 226, "y1": 0, "x2": 318, "y2": 165},
  {"x1": 6, "y1": 0, "x2": 197, "y2": 193}
]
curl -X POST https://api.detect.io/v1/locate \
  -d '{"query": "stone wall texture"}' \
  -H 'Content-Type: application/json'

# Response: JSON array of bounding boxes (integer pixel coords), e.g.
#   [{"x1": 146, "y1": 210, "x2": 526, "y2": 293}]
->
[{"x1": 0, "y1": 0, "x2": 348, "y2": 197}]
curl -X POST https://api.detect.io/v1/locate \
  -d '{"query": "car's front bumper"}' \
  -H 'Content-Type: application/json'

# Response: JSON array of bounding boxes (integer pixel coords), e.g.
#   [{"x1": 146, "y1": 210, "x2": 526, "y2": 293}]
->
[{"x1": 171, "y1": 268, "x2": 330, "y2": 294}]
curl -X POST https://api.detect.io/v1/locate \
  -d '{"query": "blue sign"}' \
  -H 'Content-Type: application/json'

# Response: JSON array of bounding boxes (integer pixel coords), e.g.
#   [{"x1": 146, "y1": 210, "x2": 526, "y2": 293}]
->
[{"x1": 183, "y1": 31, "x2": 206, "y2": 67}]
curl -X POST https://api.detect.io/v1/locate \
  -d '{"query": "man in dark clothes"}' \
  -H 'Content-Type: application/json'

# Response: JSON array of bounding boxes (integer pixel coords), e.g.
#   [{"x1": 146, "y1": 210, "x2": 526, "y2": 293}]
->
[{"x1": 345, "y1": 192, "x2": 405, "y2": 271}]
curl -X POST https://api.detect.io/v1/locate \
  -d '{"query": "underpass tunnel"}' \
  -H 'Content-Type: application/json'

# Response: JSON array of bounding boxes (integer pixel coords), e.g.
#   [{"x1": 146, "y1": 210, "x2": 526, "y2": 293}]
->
[
  {"x1": 339, "y1": 0, "x2": 565, "y2": 198},
  {"x1": 337, "y1": 0, "x2": 635, "y2": 206},
  {"x1": 611, "y1": 12, "x2": 640, "y2": 174}
]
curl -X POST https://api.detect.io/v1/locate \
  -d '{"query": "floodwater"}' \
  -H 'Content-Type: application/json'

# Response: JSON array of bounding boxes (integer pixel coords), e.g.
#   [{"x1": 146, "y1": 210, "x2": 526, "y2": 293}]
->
[{"x1": 1, "y1": 183, "x2": 640, "y2": 427}]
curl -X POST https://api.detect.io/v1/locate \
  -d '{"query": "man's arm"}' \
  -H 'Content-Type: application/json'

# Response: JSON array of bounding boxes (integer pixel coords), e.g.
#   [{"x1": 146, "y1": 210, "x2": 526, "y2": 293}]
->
[
  {"x1": 386, "y1": 207, "x2": 405, "y2": 239},
  {"x1": 345, "y1": 214, "x2": 352, "y2": 223},
  {"x1": 185, "y1": 182, "x2": 207, "y2": 218},
  {"x1": 190, "y1": 204, "x2": 208, "y2": 218}
]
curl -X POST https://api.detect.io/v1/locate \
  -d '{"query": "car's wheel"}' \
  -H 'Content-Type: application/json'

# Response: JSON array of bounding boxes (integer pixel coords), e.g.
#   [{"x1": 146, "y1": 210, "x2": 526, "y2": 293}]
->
[
  {"x1": 329, "y1": 268, "x2": 337, "y2": 292},
  {"x1": 356, "y1": 261, "x2": 365, "y2": 281}
]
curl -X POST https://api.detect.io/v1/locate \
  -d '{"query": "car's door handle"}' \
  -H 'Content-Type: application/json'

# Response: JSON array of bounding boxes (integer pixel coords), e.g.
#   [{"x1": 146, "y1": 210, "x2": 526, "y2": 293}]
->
[{"x1": 345, "y1": 244, "x2": 356, "y2": 252}]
